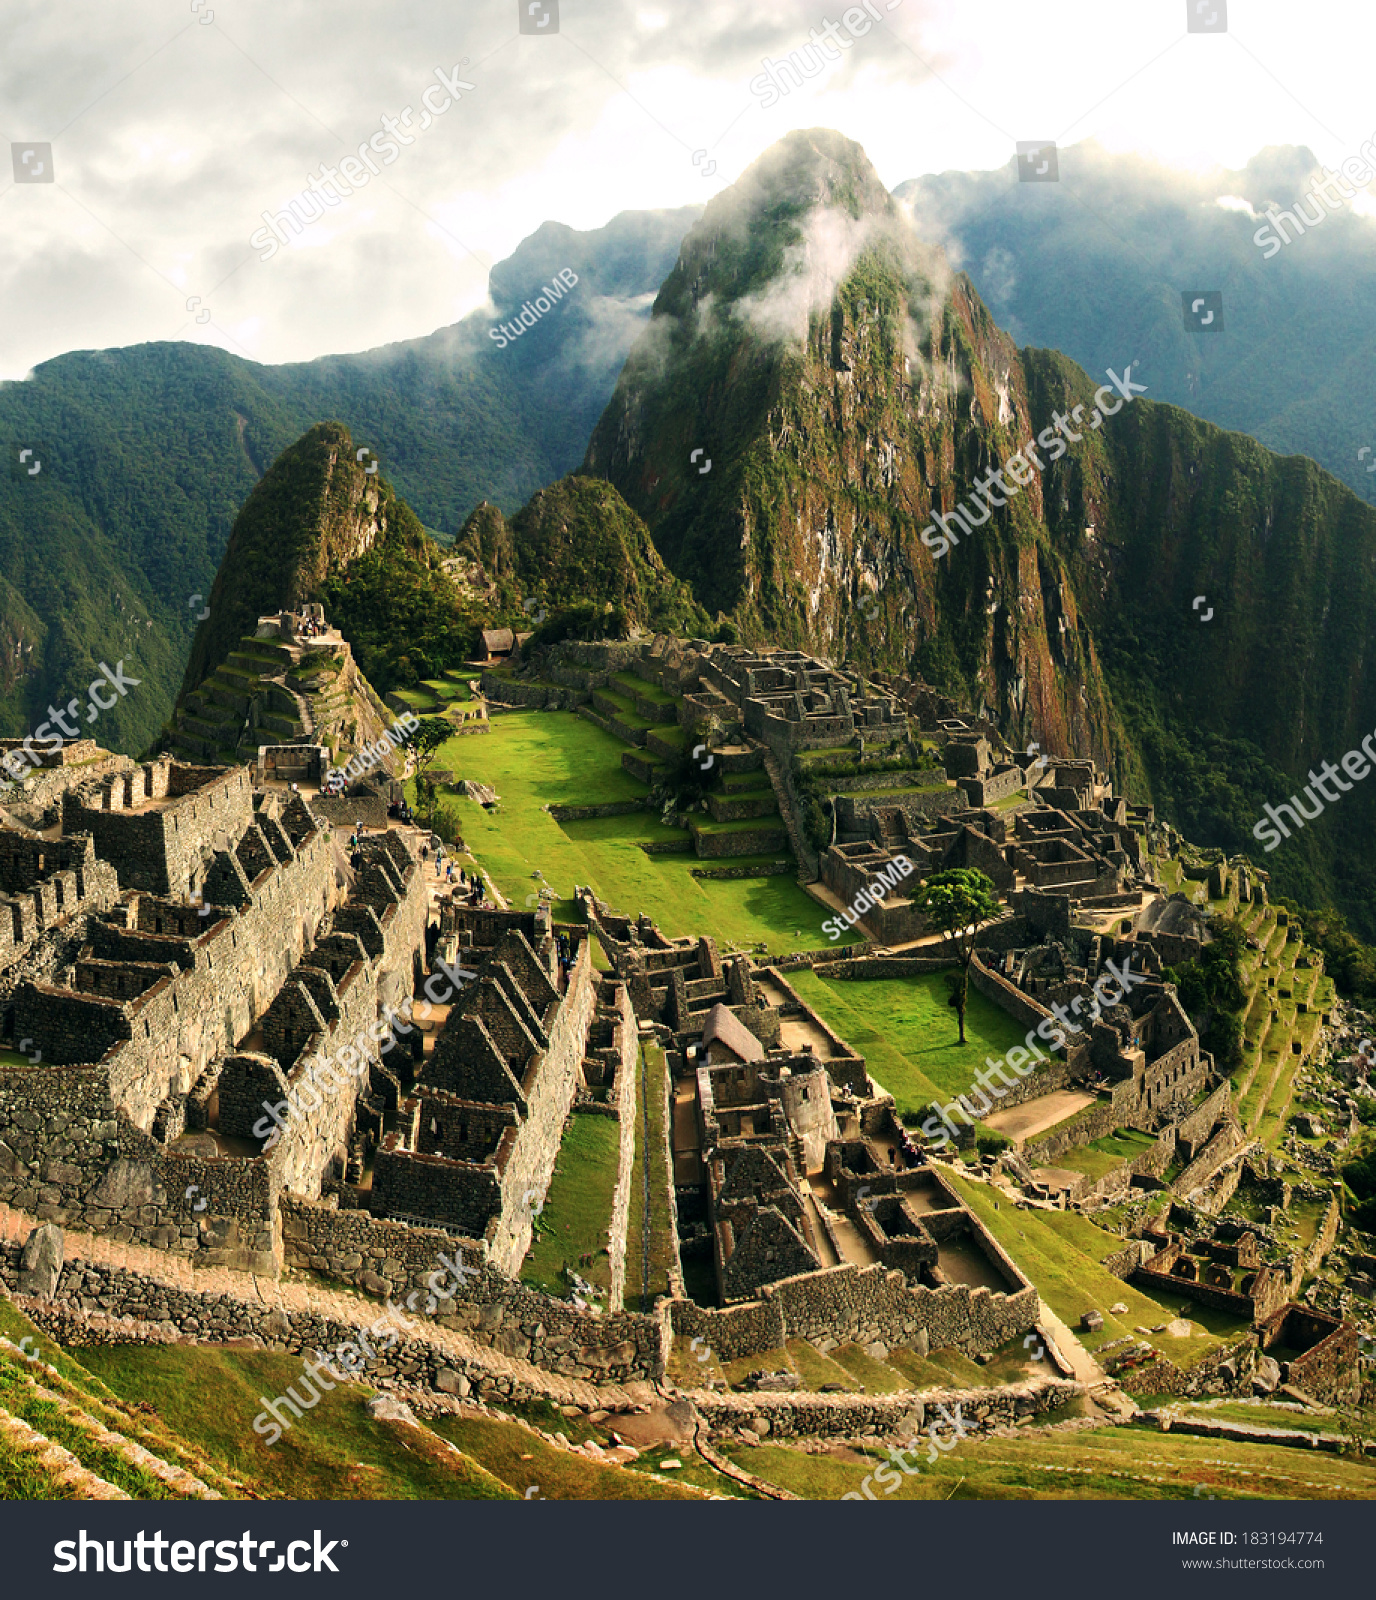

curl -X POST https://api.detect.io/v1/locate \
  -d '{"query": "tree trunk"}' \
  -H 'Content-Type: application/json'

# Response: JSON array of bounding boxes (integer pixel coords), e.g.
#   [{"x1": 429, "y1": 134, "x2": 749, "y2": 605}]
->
[{"x1": 956, "y1": 960, "x2": 969, "y2": 1045}]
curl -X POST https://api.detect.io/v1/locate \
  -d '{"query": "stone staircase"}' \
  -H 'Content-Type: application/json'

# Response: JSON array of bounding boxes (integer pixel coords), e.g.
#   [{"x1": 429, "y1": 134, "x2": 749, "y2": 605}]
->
[{"x1": 761, "y1": 748, "x2": 820, "y2": 884}]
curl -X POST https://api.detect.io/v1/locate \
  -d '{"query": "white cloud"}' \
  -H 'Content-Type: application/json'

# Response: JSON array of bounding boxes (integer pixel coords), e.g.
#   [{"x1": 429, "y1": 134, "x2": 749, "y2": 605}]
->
[
  {"x1": 1215, "y1": 194, "x2": 1258, "y2": 219},
  {"x1": 1, "y1": 0, "x2": 1373, "y2": 377}
]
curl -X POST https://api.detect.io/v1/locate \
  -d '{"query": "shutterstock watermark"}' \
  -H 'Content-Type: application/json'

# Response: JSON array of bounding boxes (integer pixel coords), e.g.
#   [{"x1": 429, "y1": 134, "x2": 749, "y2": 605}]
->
[
  {"x1": 750, "y1": 1, "x2": 906, "y2": 107},
  {"x1": 840, "y1": 1402, "x2": 967, "y2": 1498},
  {"x1": 253, "y1": 1313, "x2": 407, "y2": 1447},
  {"x1": 921, "y1": 366, "x2": 1147, "y2": 559},
  {"x1": 252, "y1": 955, "x2": 476, "y2": 1148},
  {"x1": 823, "y1": 854, "x2": 914, "y2": 941},
  {"x1": 1253, "y1": 133, "x2": 1376, "y2": 258},
  {"x1": 1252, "y1": 731, "x2": 1376, "y2": 852},
  {"x1": 921, "y1": 956, "x2": 1145, "y2": 1150},
  {"x1": 253, "y1": 1246, "x2": 477, "y2": 1447},
  {"x1": 54, "y1": 1529, "x2": 344, "y2": 1574},
  {"x1": 0, "y1": 661, "x2": 141, "y2": 792},
  {"x1": 251, "y1": 63, "x2": 476, "y2": 261},
  {"x1": 489, "y1": 268, "x2": 580, "y2": 348}
]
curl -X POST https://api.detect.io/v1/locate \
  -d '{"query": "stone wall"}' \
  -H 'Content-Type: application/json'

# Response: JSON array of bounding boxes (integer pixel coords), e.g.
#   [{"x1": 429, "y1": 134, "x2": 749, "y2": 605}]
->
[
  {"x1": 666, "y1": 1259, "x2": 1036, "y2": 1364},
  {"x1": 547, "y1": 801, "x2": 646, "y2": 823},
  {"x1": 1113, "y1": 1330, "x2": 1260, "y2": 1399},
  {"x1": 0, "y1": 835, "x2": 121, "y2": 977},
  {"x1": 694, "y1": 1376, "x2": 1081, "y2": 1440},
  {"x1": 488, "y1": 940, "x2": 596, "y2": 1276},
  {"x1": 969, "y1": 952, "x2": 1054, "y2": 1033},
  {"x1": 279, "y1": 1197, "x2": 662, "y2": 1382},
  {"x1": 62, "y1": 764, "x2": 255, "y2": 899},
  {"x1": 607, "y1": 982, "x2": 638, "y2": 1311},
  {"x1": 691, "y1": 823, "x2": 789, "y2": 859},
  {"x1": 1260, "y1": 1306, "x2": 1359, "y2": 1404},
  {"x1": 1023, "y1": 1097, "x2": 1117, "y2": 1166},
  {"x1": 0, "y1": 816, "x2": 424, "y2": 1273}
]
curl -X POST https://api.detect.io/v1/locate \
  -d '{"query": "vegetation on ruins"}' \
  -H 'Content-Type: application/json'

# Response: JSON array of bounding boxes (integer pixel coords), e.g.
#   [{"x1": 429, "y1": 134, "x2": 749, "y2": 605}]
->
[
  {"x1": 1275, "y1": 900, "x2": 1376, "y2": 1010},
  {"x1": 1340, "y1": 1139, "x2": 1376, "y2": 1233},
  {"x1": 910, "y1": 868, "x2": 1002, "y2": 1044},
  {"x1": 1163, "y1": 917, "x2": 1249, "y2": 1073}
]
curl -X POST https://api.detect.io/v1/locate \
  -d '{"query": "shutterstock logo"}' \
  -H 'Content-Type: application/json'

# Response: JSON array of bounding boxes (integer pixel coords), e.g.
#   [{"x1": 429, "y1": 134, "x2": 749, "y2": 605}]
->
[{"x1": 54, "y1": 1529, "x2": 345, "y2": 1573}]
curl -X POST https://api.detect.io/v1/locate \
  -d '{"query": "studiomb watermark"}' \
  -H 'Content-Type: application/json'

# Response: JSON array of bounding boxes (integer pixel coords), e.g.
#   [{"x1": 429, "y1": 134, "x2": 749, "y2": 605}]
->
[
  {"x1": 489, "y1": 268, "x2": 580, "y2": 348},
  {"x1": 823, "y1": 853, "x2": 914, "y2": 941},
  {"x1": 333, "y1": 711, "x2": 419, "y2": 787},
  {"x1": 1251, "y1": 730, "x2": 1376, "y2": 851}
]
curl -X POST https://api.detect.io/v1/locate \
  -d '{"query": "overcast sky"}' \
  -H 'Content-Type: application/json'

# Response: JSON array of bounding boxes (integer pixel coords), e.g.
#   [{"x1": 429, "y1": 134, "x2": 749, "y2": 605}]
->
[{"x1": 1, "y1": 0, "x2": 1372, "y2": 379}]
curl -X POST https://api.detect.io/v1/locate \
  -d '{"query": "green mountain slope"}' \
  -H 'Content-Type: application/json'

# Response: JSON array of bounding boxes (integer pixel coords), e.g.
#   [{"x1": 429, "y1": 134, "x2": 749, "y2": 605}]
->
[
  {"x1": 455, "y1": 476, "x2": 711, "y2": 638},
  {"x1": 0, "y1": 208, "x2": 697, "y2": 750}
]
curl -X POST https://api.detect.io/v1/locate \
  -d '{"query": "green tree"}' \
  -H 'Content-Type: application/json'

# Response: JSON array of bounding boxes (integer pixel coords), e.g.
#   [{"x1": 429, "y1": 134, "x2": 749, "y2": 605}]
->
[
  {"x1": 912, "y1": 868, "x2": 1002, "y2": 1044},
  {"x1": 398, "y1": 716, "x2": 451, "y2": 825}
]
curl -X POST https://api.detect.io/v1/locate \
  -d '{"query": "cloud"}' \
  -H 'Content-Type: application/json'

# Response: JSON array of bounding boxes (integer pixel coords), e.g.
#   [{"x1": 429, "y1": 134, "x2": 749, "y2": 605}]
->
[{"x1": 735, "y1": 207, "x2": 884, "y2": 344}]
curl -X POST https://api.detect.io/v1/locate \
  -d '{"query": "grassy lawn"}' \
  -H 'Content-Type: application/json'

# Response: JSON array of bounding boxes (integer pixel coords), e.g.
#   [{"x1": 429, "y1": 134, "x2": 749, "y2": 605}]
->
[
  {"x1": 624, "y1": 1043, "x2": 676, "y2": 1311},
  {"x1": 728, "y1": 1420, "x2": 1376, "y2": 1499},
  {"x1": 521, "y1": 1112, "x2": 622, "y2": 1299},
  {"x1": 0, "y1": 1361, "x2": 178, "y2": 1499},
  {"x1": 428, "y1": 712, "x2": 846, "y2": 953},
  {"x1": 946, "y1": 1172, "x2": 1251, "y2": 1369},
  {"x1": 784, "y1": 970, "x2": 1032, "y2": 1110},
  {"x1": 75, "y1": 1345, "x2": 514, "y2": 1500},
  {"x1": 427, "y1": 1413, "x2": 710, "y2": 1500},
  {"x1": 610, "y1": 671, "x2": 677, "y2": 706},
  {"x1": 828, "y1": 1344, "x2": 910, "y2": 1394}
]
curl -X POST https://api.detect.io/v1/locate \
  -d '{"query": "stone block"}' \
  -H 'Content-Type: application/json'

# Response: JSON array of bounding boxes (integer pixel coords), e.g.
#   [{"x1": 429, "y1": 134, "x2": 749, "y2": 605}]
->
[{"x1": 19, "y1": 1222, "x2": 64, "y2": 1298}]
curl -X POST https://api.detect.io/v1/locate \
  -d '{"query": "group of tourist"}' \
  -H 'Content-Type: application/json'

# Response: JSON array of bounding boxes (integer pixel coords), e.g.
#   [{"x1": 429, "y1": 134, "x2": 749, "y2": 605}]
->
[
  {"x1": 297, "y1": 611, "x2": 326, "y2": 640},
  {"x1": 386, "y1": 799, "x2": 414, "y2": 823}
]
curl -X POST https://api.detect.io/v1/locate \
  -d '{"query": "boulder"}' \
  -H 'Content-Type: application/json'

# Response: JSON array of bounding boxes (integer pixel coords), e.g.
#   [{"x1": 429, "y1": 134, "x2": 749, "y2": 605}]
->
[
  {"x1": 365, "y1": 1394, "x2": 418, "y2": 1425},
  {"x1": 1081, "y1": 1309, "x2": 1104, "y2": 1332},
  {"x1": 436, "y1": 1368, "x2": 471, "y2": 1398},
  {"x1": 1109, "y1": 1302, "x2": 1129, "y2": 1315},
  {"x1": 1252, "y1": 1355, "x2": 1282, "y2": 1395},
  {"x1": 18, "y1": 1223, "x2": 63, "y2": 1298}
]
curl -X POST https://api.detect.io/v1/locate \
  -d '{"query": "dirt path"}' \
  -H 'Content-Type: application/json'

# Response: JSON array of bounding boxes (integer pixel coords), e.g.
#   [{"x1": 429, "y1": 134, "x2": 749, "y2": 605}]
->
[{"x1": 984, "y1": 1089, "x2": 1097, "y2": 1145}]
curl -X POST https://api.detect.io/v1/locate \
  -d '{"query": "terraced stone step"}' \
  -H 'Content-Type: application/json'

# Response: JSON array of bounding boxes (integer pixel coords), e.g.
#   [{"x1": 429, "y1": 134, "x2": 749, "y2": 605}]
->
[{"x1": 0, "y1": 1405, "x2": 128, "y2": 1499}]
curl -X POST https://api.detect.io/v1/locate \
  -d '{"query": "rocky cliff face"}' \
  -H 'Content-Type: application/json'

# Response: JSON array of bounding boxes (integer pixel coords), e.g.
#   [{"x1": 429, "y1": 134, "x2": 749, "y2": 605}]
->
[{"x1": 585, "y1": 128, "x2": 1120, "y2": 768}]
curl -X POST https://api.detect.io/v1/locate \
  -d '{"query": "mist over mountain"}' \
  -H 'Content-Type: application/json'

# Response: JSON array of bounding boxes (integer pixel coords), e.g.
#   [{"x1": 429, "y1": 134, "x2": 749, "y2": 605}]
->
[{"x1": 895, "y1": 139, "x2": 1376, "y2": 507}]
